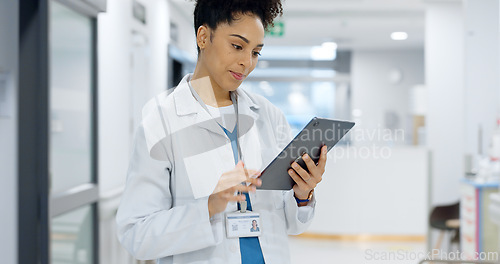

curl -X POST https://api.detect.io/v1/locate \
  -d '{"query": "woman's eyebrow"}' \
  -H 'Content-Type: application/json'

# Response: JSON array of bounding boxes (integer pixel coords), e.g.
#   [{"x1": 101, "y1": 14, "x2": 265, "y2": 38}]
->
[{"x1": 229, "y1": 34, "x2": 264, "y2": 48}]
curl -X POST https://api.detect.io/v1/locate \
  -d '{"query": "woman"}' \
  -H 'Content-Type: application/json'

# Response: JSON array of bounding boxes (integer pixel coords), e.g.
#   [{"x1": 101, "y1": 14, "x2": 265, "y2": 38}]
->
[
  {"x1": 116, "y1": 0, "x2": 327, "y2": 263},
  {"x1": 250, "y1": 220, "x2": 260, "y2": 232}
]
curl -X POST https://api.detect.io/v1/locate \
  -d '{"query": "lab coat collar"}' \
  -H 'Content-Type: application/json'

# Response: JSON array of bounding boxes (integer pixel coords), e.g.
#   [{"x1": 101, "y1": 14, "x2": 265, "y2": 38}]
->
[
  {"x1": 172, "y1": 74, "x2": 260, "y2": 136},
  {"x1": 173, "y1": 74, "x2": 260, "y2": 116}
]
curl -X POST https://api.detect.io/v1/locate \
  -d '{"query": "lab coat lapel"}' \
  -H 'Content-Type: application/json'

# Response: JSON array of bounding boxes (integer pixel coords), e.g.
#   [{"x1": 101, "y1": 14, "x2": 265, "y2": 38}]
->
[
  {"x1": 235, "y1": 89, "x2": 262, "y2": 171},
  {"x1": 173, "y1": 81, "x2": 227, "y2": 138},
  {"x1": 234, "y1": 89, "x2": 263, "y2": 208},
  {"x1": 173, "y1": 77, "x2": 232, "y2": 199},
  {"x1": 172, "y1": 79, "x2": 264, "y2": 199}
]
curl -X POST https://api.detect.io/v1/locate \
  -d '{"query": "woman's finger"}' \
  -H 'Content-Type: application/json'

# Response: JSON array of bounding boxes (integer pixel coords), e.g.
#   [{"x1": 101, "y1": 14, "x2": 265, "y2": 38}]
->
[
  {"x1": 246, "y1": 177, "x2": 262, "y2": 187},
  {"x1": 221, "y1": 192, "x2": 245, "y2": 202},
  {"x1": 316, "y1": 145, "x2": 328, "y2": 172},
  {"x1": 291, "y1": 162, "x2": 313, "y2": 183},
  {"x1": 212, "y1": 166, "x2": 261, "y2": 195},
  {"x1": 226, "y1": 194, "x2": 246, "y2": 202},
  {"x1": 213, "y1": 176, "x2": 244, "y2": 194},
  {"x1": 288, "y1": 169, "x2": 308, "y2": 189},
  {"x1": 242, "y1": 168, "x2": 261, "y2": 178},
  {"x1": 231, "y1": 184, "x2": 256, "y2": 193},
  {"x1": 302, "y1": 154, "x2": 318, "y2": 176}
]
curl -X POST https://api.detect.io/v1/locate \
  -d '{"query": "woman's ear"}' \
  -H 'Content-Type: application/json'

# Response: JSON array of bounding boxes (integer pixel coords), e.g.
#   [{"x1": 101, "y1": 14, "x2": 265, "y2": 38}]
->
[{"x1": 196, "y1": 25, "x2": 209, "y2": 50}]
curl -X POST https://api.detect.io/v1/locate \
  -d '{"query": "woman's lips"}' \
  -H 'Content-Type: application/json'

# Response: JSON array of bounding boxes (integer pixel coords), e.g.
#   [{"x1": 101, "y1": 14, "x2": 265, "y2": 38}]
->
[{"x1": 230, "y1": 71, "x2": 244, "y2": 81}]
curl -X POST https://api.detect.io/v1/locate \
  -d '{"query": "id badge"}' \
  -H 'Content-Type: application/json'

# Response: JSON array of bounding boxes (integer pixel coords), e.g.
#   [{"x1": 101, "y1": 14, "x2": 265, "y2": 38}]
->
[{"x1": 225, "y1": 212, "x2": 261, "y2": 238}]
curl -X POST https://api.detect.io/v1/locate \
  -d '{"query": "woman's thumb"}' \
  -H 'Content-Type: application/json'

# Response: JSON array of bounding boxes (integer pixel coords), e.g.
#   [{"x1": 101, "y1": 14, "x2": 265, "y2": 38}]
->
[{"x1": 236, "y1": 160, "x2": 245, "y2": 168}]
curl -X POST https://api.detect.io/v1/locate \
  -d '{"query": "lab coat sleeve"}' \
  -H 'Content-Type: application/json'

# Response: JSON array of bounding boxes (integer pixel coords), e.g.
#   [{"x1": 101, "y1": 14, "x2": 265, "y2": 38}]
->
[
  {"x1": 116, "y1": 125, "x2": 223, "y2": 260},
  {"x1": 272, "y1": 107, "x2": 316, "y2": 235},
  {"x1": 284, "y1": 190, "x2": 316, "y2": 235}
]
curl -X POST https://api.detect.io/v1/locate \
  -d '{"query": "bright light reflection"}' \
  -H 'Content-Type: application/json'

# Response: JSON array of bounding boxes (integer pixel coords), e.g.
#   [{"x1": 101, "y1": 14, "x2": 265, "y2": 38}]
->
[{"x1": 391, "y1": 32, "x2": 408, "y2": 40}]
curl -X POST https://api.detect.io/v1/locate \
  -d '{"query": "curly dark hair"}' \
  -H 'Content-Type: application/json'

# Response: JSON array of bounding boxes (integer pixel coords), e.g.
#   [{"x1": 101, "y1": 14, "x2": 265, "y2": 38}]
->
[{"x1": 193, "y1": 0, "x2": 283, "y2": 53}]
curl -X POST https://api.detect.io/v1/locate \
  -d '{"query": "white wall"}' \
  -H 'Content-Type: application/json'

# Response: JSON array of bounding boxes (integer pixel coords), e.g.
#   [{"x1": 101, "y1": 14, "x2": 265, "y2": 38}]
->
[
  {"x1": 98, "y1": 0, "x2": 134, "y2": 195},
  {"x1": 425, "y1": 2, "x2": 465, "y2": 205},
  {"x1": 98, "y1": 0, "x2": 170, "y2": 195},
  {"x1": 351, "y1": 49, "x2": 425, "y2": 146},
  {"x1": 463, "y1": 0, "x2": 499, "y2": 159},
  {"x1": 97, "y1": 0, "x2": 170, "y2": 262},
  {"x1": 0, "y1": 0, "x2": 18, "y2": 263},
  {"x1": 305, "y1": 49, "x2": 428, "y2": 236},
  {"x1": 145, "y1": 0, "x2": 170, "y2": 96},
  {"x1": 309, "y1": 147, "x2": 429, "y2": 235},
  {"x1": 168, "y1": 0, "x2": 197, "y2": 57}
]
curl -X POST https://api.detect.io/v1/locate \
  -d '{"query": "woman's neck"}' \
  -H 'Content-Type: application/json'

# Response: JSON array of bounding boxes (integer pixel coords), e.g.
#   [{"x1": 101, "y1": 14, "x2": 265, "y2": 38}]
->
[{"x1": 191, "y1": 71, "x2": 232, "y2": 108}]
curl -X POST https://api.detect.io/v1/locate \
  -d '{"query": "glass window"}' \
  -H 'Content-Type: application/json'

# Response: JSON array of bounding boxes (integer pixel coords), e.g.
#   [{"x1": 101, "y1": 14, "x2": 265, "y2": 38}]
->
[
  {"x1": 241, "y1": 80, "x2": 350, "y2": 136},
  {"x1": 49, "y1": 1, "x2": 93, "y2": 193},
  {"x1": 51, "y1": 205, "x2": 94, "y2": 264}
]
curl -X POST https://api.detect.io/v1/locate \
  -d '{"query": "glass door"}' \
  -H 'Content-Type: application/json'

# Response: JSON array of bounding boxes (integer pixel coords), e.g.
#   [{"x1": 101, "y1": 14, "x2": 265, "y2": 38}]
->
[
  {"x1": 48, "y1": 1, "x2": 98, "y2": 263},
  {"x1": 18, "y1": 0, "x2": 104, "y2": 263}
]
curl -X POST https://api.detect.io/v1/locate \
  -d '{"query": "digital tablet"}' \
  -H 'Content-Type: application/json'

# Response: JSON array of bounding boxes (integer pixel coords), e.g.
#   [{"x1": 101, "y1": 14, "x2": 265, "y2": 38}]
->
[{"x1": 257, "y1": 117, "x2": 355, "y2": 190}]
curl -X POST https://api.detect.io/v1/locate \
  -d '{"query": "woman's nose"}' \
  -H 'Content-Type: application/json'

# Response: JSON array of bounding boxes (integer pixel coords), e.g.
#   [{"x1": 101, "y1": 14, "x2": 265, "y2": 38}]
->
[{"x1": 239, "y1": 52, "x2": 253, "y2": 68}]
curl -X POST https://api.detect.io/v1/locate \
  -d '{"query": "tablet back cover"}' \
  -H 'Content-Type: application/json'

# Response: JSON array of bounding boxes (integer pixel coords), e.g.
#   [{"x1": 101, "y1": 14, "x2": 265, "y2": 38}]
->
[{"x1": 258, "y1": 118, "x2": 355, "y2": 190}]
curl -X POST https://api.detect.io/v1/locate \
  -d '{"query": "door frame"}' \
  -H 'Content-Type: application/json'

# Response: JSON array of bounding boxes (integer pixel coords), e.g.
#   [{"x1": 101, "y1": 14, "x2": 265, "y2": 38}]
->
[{"x1": 18, "y1": 0, "x2": 101, "y2": 263}]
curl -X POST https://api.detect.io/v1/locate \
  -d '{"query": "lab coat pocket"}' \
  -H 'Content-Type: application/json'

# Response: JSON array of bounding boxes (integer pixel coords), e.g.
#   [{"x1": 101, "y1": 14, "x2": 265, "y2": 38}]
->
[{"x1": 183, "y1": 143, "x2": 234, "y2": 199}]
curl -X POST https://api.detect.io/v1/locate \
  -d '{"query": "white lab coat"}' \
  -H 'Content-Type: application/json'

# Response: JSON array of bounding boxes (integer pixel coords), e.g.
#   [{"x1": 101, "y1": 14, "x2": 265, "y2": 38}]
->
[{"x1": 116, "y1": 74, "x2": 316, "y2": 263}]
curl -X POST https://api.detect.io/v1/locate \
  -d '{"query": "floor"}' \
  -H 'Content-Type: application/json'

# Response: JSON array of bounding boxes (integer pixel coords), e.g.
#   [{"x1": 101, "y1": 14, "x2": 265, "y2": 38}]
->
[{"x1": 289, "y1": 236, "x2": 427, "y2": 264}]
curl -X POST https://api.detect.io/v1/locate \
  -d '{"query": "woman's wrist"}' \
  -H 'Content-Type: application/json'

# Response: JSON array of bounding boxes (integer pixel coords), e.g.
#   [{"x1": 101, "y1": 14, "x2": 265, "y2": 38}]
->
[
  {"x1": 294, "y1": 189, "x2": 314, "y2": 203},
  {"x1": 294, "y1": 189, "x2": 313, "y2": 200}
]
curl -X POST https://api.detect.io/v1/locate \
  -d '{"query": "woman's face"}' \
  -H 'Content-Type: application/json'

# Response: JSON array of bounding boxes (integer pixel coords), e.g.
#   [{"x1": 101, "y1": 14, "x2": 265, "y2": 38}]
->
[
  {"x1": 252, "y1": 220, "x2": 257, "y2": 227},
  {"x1": 197, "y1": 13, "x2": 265, "y2": 92}
]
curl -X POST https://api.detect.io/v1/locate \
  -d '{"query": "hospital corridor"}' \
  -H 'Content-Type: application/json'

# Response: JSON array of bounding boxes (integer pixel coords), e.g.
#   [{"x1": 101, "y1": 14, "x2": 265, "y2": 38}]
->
[{"x1": 2, "y1": 0, "x2": 500, "y2": 263}]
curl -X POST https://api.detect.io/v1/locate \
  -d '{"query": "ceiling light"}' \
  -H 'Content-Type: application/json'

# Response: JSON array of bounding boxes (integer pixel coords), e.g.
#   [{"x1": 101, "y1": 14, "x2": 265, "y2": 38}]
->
[
  {"x1": 391, "y1": 32, "x2": 408, "y2": 40},
  {"x1": 311, "y1": 42, "x2": 337, "y2": 61},
  {"x1": 321, "y1": 42, "x2": 338, "y2": 50}
]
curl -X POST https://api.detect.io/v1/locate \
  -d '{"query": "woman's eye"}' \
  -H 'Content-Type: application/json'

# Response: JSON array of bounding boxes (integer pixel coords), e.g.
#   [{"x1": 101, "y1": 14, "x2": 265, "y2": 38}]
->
[
  {"x1": 253, "y1": 51, "x2": 262, "y2": 57},
  {"x1": 232, "y1": 44, "x2": 242, "y2": 50}
]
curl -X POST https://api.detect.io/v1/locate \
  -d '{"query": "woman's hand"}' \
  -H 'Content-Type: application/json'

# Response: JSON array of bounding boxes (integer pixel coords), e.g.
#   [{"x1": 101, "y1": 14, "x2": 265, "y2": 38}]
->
[
  {"x1": 208, "y1": 161, "x2": 261, "y2": 218},
  {"x1": 288, "y1": 145, "x2": 327, "y2": 204}
]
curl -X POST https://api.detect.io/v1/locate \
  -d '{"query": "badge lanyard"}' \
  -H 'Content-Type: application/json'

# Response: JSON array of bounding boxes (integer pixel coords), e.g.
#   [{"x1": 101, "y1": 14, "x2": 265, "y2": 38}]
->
[
  {"x1": 188, "y1": 81, "x2": 262, "y2": 238},
  {"x1": 188, "y1": 82, "x2": 252, "y2": 210}
]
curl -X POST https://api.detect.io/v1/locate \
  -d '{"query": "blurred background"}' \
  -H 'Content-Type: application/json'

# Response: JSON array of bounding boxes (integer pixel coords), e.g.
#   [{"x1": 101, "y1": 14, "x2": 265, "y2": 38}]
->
[{"x1": 2, "y1": 0, "x2": 500, "y2": 263}]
